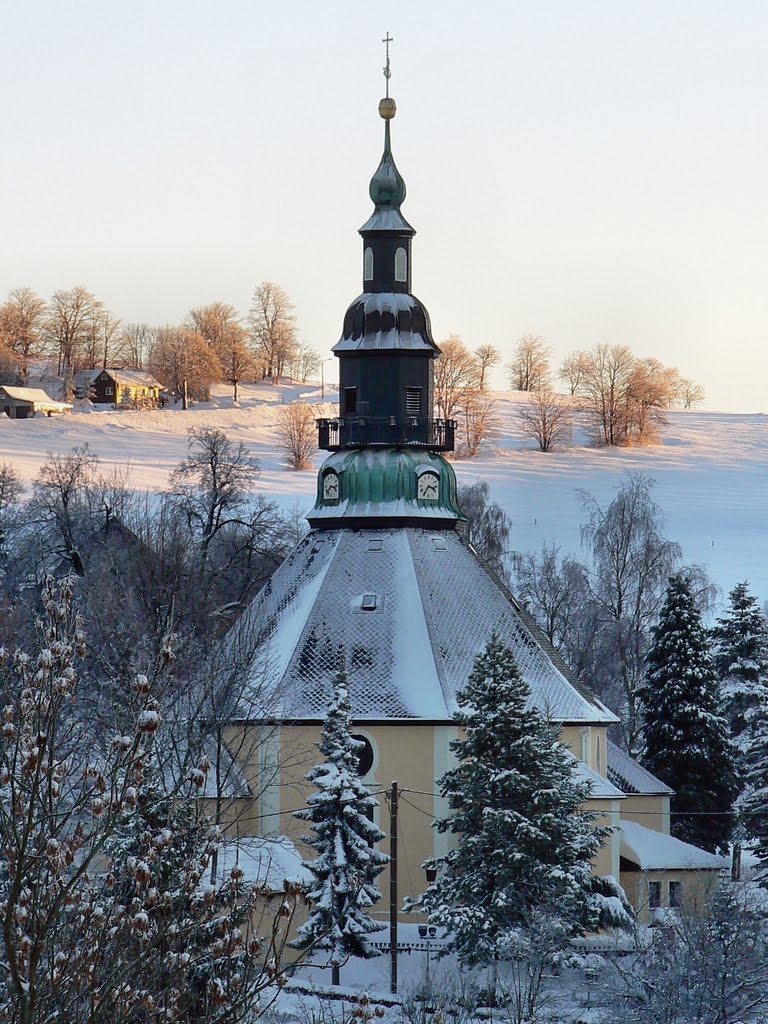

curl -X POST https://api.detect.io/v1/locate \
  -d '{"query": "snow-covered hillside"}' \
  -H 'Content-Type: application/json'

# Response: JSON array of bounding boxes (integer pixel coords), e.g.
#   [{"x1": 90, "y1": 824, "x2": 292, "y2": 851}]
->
[{"x1": 1, "y1": 382, "x2": 765, "y2": 603}]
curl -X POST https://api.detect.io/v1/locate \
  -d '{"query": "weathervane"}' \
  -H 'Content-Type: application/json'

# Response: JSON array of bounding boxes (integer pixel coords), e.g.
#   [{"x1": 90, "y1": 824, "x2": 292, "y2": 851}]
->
[{"x1": 382, "y1": 32, "x2": 393, "y2": 98}]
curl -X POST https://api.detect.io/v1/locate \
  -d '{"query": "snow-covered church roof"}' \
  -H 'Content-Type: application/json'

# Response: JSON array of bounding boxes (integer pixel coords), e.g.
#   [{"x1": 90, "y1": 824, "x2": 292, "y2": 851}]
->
[
  {"x1": 233, "y1": 526, "x2": 617, "y2": 724},
  {"x1": 607, "y1": 740, "x2": 673, "y2": 796},
  {"x1": 620, "y1": 821, "x2": 728, "y2": 871}
]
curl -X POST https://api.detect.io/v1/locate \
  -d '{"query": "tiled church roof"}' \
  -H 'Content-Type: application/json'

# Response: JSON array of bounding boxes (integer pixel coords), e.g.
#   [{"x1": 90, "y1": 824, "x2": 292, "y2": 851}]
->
[{"x1": 233, "y1": 527, "x2": 618, "y2": 725}]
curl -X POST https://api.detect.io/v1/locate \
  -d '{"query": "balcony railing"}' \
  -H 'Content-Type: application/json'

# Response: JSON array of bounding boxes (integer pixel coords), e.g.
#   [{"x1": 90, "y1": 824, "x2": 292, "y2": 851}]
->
[{"x1": 317, "y1": 416, "x2": 455, "y2": 452}]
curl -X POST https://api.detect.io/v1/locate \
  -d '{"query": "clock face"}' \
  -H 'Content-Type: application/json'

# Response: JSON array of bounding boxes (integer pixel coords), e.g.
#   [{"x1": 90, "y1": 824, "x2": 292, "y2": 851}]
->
[
  {"x1": 323, "y1": 472, "x2": 339, "y2": 501},
  {"x1": 417, "y1": 471, "x2": 439, "y2": 501}
]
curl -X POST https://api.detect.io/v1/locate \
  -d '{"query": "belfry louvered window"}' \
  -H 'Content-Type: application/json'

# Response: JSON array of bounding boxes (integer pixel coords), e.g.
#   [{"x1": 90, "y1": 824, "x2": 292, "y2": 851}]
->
[
  {"x1": 405, "y1": 387, "x2": 421, "y2": 416},
  {"x1": 364, "y1": 247, "x2": 374, "y2": 281}
]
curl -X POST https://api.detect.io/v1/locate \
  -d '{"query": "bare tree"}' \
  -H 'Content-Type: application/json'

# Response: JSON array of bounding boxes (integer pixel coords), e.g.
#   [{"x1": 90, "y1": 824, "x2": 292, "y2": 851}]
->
[
  {"x1": 514, "y1": 543, "x2": 591, "y2": 651},
  {"x1": 148, "y1": 326, "x2": 222, "y2": 404},
  {"x1": 607, "y1": 882, "x2": 768, "y2": 1024},
  {"x1": 44, "y1": 285, "x2": 104, "y2": 378},
  {"x1": 434, "y1": 333, "x2": 479, "y2": 422},
  {"x1": 456, "y1": 390, "x2": 500, "y2": 458},
  {"x1": 81, "y1": 308, "x2": 122, "y2": 370},
  {"x1": 457, "y1": 480, "x2": 511, "y2": 581},
  {"x1": 474, "y1": 343, "x2": 501, "y2": 391},
  {"x1": 0, "y1": 287, "x2": 46, "y2": 384},
  {"x1": 30, "y1": 444, "x2": 100, "y2": 576},
  {"x1": 579, "y1": 342, "x2": 636, "y2": 447},
  {"x1": 185, "y1": 303, "x2": 255, "y2": 401},
  {"x1": 248, "y1": 282, "x2": 298, "y2": 382},
  {"x1": 506, "y1": 334, "x2": 552, "y2": 392},
  {"x1": 277, "y1": 402, "x2": 317, "y2": 470},
  {"x1": 120, "y1": 322, "x2": 156, "y2": 371},
  {"x1": 577, "y1": 473, "x2": 683, "y2": 753},
  {"x1": 167, "y1": 428, "x2": 284, "y2": 595},
  {"x1": 0, "y1": 578, "x2": 302, "y2": 1024},
  {"x1": 680, "y1": 378, "x2": 705, "y2": 409},
  {"x1": 558, "y1": 350, "x2": 589, "y2": 396},
  {"x1": 292, "y1": 343, "x2": 321, "y2": 383},
  {"x1": 0, "y1": 461, "x2": 24, "y2": 558},
  {"x1": 519, "y1": 389, "x2": 572, "y2": 452}
]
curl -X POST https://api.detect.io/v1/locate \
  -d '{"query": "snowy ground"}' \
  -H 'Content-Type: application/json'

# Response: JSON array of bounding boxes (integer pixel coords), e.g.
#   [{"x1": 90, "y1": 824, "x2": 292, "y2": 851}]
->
[
  {"x1": 266, "y1": 923, "x2": 621, "y2": 1024},
  {"x1": 2, "y1": 381, "x2": 765, "y2": 603}
]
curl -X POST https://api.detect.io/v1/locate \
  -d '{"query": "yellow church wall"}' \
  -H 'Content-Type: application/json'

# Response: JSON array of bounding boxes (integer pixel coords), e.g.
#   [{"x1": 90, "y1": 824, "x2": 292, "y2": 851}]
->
[
  {"x1": 583, "y1": 798, "x2": 620, "y2": 878},
  {"x1": 620, "y1": 868, "x2": 721, "y2": 924},
  {"x1": 620, "y1": 794, "x2": 671, "y2": 834},
  {"x1": 559, "y1": 724, "x2": 609, "y2": 776}
]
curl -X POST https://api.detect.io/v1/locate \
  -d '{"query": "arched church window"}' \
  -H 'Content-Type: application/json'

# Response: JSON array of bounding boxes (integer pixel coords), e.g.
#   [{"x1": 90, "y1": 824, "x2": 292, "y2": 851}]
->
[
  {"x1": 351, "y1": 734, "x2": 375, "y2": 777},
  {"x1": 364, "y1": 247, "x2": 374, "y2": 281},
  {"x1": 394, "y1": 247, "x2": 407, "y2": 282}
]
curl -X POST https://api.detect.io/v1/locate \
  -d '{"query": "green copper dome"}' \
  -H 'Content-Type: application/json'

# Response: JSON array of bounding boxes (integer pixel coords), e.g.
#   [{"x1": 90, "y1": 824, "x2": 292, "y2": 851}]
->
[
  {"x1": 359, "y1": 118, "x2": 415, "y2": 234},
  {"x1": 308, "y1": 448, "x2": 465, "y2": 528}
]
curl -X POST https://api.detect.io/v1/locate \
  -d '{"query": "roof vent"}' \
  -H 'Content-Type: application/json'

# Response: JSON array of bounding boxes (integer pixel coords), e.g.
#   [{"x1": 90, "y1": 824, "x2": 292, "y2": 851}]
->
[
  {"x1": 368, "y1": 539, "x2": 383, "y2": 551},
  {"x1": 361, "y1": 595, "x2": 378, "y2": 611}
]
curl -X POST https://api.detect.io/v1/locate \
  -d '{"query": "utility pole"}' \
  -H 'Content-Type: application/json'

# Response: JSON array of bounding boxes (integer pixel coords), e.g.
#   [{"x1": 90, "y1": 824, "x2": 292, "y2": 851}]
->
[{"x1": 389, "y1": 780, "x2": 399, "y2": 994}]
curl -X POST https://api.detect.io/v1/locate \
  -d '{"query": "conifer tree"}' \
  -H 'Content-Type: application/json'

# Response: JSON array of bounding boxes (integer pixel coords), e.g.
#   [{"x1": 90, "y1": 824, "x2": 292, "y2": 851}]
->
[
  {"x1": 740, "y1": 706, "x2": 768, "y2": 880},
  {"x1": 640, "y1": 573, "x2": 738, "y2": 853},
  {"x1": 292, "y1": 667, "x2": 388, "y2": 984},
  {"x1": 711, "y1": 581, "x2": 768, "y2": 759},
  {"x1": 411, "y1": 635, "x2": 630, "y2": 966}
]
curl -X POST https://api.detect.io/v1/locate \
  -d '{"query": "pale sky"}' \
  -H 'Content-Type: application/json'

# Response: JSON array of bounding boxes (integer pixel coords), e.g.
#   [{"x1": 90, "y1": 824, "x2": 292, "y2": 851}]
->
[{"x1": 1, "y1": 1, "x2": 766, "y2": 411}]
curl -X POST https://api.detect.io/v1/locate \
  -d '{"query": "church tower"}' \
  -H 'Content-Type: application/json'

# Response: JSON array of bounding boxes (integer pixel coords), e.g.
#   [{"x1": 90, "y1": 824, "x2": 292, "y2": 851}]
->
[
  {"x1": 227, "y1": 48, "x2": 726, "y2": 923},
  {"x1": 313, "y1": 61, "x2": 462, "y2": 530}
]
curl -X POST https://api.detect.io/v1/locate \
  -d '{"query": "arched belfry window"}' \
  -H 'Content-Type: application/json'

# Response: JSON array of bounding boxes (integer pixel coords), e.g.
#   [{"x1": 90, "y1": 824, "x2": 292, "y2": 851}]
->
[
  {"x1": 394, "y1": 247, "x2": 407, "y2": 282},
  {"x1": 364, "y1": 247, "x2": 374, "y2": 281}
]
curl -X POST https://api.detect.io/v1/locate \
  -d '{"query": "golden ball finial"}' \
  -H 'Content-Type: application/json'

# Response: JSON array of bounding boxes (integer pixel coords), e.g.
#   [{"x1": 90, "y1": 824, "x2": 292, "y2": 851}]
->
[{"x1": 378, "y1": 97, "x2": 397, "y2": 120}]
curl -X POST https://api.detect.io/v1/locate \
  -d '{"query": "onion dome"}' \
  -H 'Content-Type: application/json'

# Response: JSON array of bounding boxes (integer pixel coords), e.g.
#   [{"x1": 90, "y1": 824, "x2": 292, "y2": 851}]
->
[{"x1": 359, "y1": 101, "x2": 414, "y2": 235}]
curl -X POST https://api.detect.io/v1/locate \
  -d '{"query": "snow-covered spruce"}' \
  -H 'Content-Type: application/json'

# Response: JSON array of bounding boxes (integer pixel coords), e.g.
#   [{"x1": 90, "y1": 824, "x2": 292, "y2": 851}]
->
[
  {"x1": 711, "y1": 581, "x2": 768, "y2": 763},
  {"x1": 640, "y1": 573, "x2": 738, "y2": 854},
  {"x1": 409, "y1": 635, "x2": 632, "y2": 966},
  {"x1": 291, "y1": 666, "x2": 388, "y2": 984}
]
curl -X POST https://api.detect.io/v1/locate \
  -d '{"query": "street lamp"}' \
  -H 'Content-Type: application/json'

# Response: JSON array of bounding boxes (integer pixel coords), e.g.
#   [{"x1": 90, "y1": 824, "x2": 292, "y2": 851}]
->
[{"x1": 320, "y1": 357, "x2": 334, "y2": 401}]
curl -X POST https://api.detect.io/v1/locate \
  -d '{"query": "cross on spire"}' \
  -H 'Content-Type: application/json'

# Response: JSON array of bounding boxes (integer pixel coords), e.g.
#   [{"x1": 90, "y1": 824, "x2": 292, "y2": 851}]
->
[{"x1": 382, "y1": 32, "x2": 393, "y2": 97}]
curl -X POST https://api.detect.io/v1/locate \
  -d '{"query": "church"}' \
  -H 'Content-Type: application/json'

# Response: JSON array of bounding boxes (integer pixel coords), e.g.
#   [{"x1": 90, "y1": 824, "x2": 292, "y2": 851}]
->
[{"x1": 216, "y1": 67, "x2": 726, "y2": 924}]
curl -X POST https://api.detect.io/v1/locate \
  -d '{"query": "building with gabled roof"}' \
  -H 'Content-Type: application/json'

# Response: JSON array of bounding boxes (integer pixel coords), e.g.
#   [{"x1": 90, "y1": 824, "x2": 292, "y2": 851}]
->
[
  {"x1": 0, "y1": 386, "x2": 72, "y2": 418},
  {"x1": 75, "y1": 368, "x2": 163, "y2": 407},
  {"x1": 220, "y1": 78, "x2": 724, "y2": 926}
]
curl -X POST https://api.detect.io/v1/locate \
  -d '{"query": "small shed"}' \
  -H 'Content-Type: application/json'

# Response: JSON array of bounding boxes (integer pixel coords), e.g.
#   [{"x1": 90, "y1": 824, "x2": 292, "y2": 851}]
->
[{"x1": 0, "y1": 387, "x2": 72, "y2": 419}]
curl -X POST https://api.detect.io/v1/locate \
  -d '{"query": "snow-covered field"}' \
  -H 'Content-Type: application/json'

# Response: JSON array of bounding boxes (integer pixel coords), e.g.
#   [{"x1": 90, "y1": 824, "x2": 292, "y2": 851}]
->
[{"x1": 2, "y1": 382, "x2": 766, "y2": 603}]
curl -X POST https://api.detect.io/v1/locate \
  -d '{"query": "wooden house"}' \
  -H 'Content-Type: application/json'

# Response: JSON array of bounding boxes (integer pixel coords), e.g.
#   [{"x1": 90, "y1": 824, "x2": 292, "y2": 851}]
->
[{"x1": 76, "y1": 369, "x2": 163, "y2": 408}]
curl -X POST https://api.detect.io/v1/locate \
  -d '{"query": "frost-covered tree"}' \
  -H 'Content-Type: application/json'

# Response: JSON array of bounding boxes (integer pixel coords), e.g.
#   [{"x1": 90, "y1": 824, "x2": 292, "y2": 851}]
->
[
  {"x1": 292, "y1": 667, "x2": 388, "y2": 984},
  {"x1": 0, "y1": 577, "x2": 300, "y2": 1024},
  {"x1": 711, "y1": 581, "x2": 768, "y2": 758},
  {"x1": 640, "y1": 574, "x2": 738, "y2": 853},
  {"x1": 609, "y1": 881, "x2": 768, "y2": 1024},
  {"x1": 411, "y1": 636, "x2": 631, "y2": 966},
  {"x1": 740, "y1": 706, "x2": 768, "y2": 880}
]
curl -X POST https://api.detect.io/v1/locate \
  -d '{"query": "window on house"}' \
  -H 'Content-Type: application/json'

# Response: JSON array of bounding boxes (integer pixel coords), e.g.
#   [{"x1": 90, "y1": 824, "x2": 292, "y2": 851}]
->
[
  {"x1": 344, "y1": 387, "x2": 357, "y2": 414},
  {"x1": 394, "y1": 247, "x2": 407, "y2": 282},
  {"x1": 669, "y1": 881, "x2": 682, "y2": 908},
  {"x1": 405, "y1": 387, "x2": 422, "y2": 416},
  {"x1": 364, "y1": 247, "x2": 374, "y2": 281},
  {"x1": 105, "y1": 387, "x2": 114, "y2": 396},
  {"x1": 648, "y1": 881, "x2": 661, "y2": 909}
]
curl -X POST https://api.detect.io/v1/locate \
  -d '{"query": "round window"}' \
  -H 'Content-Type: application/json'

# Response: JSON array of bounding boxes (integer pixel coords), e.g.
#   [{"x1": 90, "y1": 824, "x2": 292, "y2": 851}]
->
[{"x1": 351, "y1": 734, "x2": 375, "y2": 777}]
